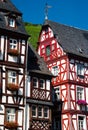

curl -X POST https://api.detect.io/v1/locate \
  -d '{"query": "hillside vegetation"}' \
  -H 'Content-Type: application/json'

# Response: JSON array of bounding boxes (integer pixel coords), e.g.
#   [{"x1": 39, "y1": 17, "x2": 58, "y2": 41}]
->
[{"x1": 25, "y1": 22, "x2": 41, "y2": 49}]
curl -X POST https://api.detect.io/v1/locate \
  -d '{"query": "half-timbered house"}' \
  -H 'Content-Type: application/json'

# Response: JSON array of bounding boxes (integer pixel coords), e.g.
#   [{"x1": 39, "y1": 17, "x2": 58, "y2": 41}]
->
[
  {"x1": 37, "y1": 20, "x2": 88, "y2": 130},
  {"x1": 26, "y1": 44, "x2": 53, "y2": 130},
  {"x1": 0, "y1": 0, "x2": 29, "y2": 129}
]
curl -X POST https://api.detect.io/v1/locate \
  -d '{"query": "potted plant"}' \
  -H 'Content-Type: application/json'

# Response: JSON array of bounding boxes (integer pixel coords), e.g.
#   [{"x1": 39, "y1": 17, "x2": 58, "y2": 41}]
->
[
  {"x1": 7, "y1": 83, "x2": 19, "y2": 91},
  {"x1": 5, "y1": 121, "x2": 18, "y2": 129},
  {"x1": 8, "y1": 49, "x2": 19, "y2": 56},
  {"x1": 77, "y1": 100, "x2": 87, "y2": 105}
]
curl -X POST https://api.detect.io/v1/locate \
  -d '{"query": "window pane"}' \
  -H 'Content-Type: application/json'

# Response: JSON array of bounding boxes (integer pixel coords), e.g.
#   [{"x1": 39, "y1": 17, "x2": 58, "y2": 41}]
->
[
  {"x1": 44, "y1": 107, "x2": 49, "y2": 118},
  {"x1": 6, "y1": 108, "x2": 15, "y2": 122},
  {"x1": 32, "y1": 106, "x2": 36, "y2": 117},
  {"x1": 33, "y1": 78, "x2": 38, "y2": 88},
  {"x1": 8, "y1": 71, "x2": 17, "y2": 84},
  {"x1": 77, "y1": 64, "x2": 84, "y2": 76},
  {"x1": 55, "y1": 88, "x2": 60, "y2": 100},
  {"x1": 39, "y1": 79, "x2": 45, "y2": 89},
  {"x1": 38, "y1": 106, "x2": 42, "y2": 117},
  {"x1": 52, "y1": 66, "x2": 58, "y2": 76},
  {"x1": 46, "y1": 45, "x2": 50, "y2": 56},
  {"x1": 9, "y1": 39, "x2": 17, "y2": 49},
  {"x1": 77, "y1": 87, "x2": 83, "y2": 100}
]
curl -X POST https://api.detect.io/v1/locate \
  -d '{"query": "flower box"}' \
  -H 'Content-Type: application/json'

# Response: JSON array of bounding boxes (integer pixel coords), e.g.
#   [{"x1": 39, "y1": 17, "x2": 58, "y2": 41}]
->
[
  {"x1": 8, "y1": 49, "x2": 19, "y2": 56},
  {"x1": 7, "y1": 83, "x2": 19, "y2": 91},
  {"x1": 5, "y1": 121, "x2": 18, "y2": 129},
  {"x1": 77, "y1": 100, "x2": 87, "y2": 105}
]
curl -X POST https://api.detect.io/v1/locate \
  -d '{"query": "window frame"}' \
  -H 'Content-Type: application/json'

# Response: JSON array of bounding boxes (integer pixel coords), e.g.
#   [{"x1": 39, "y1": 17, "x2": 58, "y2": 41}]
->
[
  {"x1": 32, "y1": 105, "x2": 37, "y2": 117},
  {"x1": 55, "y1": 87, "x2": 60, "y2": 101},
  {"x1": 9, "y1": 18, "x2": 16, "y2": 28},
  {"x1": 39, "y1": 79, "x2": 45, "y2": 89},
  {"x1": 44, "y1": 107, "x2": 49, "y2": 118},
  {"x1": 78, "y1": 115, "x2": 86, "y2": 130},
  {"x1": 77, "y1": 86, "x2": 84, "y2": 100},
  {"x1": 52, "y1": 66, "x2": 58, "y2": 76},
  {"x1": 38, "y1": 106, "x2": 43, "y2": 118},
  {"x1": 46, "y1": 45, "x2": 50, "y2": 56},
  {"x1": 77, "y1": 63, "x2": 84, "y2": 78},
  {"x1": 8, "y1": 70, "x2": 17, "y2": 84},
  {"x1": 33, "y1": 77, "x2": 38, "y2": 88},
  {"x1": 9, "y1": 39, "x2": 17, "y2": 50},
  {"x1": 6, "y1": 108, "x2": 16, "y2": 122}
]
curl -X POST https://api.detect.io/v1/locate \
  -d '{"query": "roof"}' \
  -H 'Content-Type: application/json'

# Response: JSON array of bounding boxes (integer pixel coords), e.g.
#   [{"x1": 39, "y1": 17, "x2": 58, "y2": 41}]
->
[
  {"x1": 0, "y1": 0, "x2": 21, "y2": 15},
  {"x1": 44, "y1": 20, "x2": 88, "y2": 58},
  {"x1": 27, "y1": 99, "x2": 53, "y2": 106},
  {"x1": 0, "y1": 0, "x2": 28, "y2": 36},
  {"x1": 27, "y1": 44, "x2": 53, "y2": 77}
]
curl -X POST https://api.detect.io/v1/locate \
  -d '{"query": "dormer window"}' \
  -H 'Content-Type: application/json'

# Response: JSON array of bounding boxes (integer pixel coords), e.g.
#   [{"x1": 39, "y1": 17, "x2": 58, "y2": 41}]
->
[{"x1": 9, "y1": 18, "x2": 15, "y2": 27}]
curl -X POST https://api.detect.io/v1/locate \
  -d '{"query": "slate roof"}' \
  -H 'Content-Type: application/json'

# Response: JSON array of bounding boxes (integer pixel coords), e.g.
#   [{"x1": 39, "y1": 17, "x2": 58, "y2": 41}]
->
[
  {"x1": 44, "y1": 20, "x2": 88, "y2": 58},
  {"x1": 0, "y1": 0, "x2": 21, "y2": 14},
  {"x1": 27, "y1": 44, "x2": 53, "y2": 77},
  {"x1": 0, "y1": 0, "x2": 28, "y2": 36}
]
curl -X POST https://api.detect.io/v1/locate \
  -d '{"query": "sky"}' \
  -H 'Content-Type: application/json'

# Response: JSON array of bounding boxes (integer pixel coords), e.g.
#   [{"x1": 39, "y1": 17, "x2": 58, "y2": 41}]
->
[{"x1": 11, "y1": 0, "x2": 88, "y2": 30}]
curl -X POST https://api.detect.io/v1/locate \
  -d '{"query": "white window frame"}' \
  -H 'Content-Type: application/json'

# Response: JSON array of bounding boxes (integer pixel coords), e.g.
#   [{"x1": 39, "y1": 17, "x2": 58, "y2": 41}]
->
[
  {"x1": 78, "y1": 115, "x2": 86, "y2": 130},
  {"x1": 38, "y1": 106, "x2": 43, "y2": 118},
  {"x1": 55, "y1": 87, "x2": 60, "y2": 101},
  {"x1": 52, "y1": 66, "x2": 58, "y2": 76},
  {"x1": 6, "y1": 108, "x2": 15, "y2": 122},
  {"x1": 9, "y1": 18, "x2": 15, "y2": 27},
  {"x1": 9, "y1": 39, "x2": 17, "y2": 50},
  {"x1": 44, "y1": 107, "x2": 49, "y2": 118},
  {"x1": 32, "y1": 105, "x2": 37, "y2": 117},
  {"x1": 39, "y1": 79, "x2": 45, "y2": 89},
  {"x1": 33, "y1": 77, "x2": 38, "y2": 88},
  {"x1": 77, "y1": 63, "x2": 84, "y2": 77},
  {"x1": 8, "y1": 71, "x2": 17, "y2": 84},
  {"x1": 77, "y1": 86, "x2": 84, "y2": 100}
]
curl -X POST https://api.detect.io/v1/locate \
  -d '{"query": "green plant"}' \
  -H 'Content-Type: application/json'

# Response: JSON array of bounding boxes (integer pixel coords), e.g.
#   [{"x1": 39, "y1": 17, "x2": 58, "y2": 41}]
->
[{"x1": 25, "y1": 22, "x2": 41, "y2": 49}]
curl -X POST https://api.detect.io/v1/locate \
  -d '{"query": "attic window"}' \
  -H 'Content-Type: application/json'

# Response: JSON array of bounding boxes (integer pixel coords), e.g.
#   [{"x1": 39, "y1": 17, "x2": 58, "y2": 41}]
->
[{"x1": 9, "y1": 18, "x2": 15, "y2": 27}]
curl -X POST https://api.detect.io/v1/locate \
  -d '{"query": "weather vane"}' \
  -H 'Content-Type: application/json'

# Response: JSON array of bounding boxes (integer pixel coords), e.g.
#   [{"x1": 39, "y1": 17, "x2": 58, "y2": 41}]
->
[{"x1": 45, "y1": 3, "x2": 52, "y2": 20}]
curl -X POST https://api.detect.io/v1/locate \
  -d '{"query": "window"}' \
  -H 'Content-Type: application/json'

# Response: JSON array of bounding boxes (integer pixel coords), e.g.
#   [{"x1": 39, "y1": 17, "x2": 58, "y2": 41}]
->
[
  {"x1": 44, "y1": 107, "x2": 49, "y2": 118},
  {"x1": 9, "y1": 39, "x2": 17, "y2": 50},
  {"x1": 33, "y1": 77, "x2": 38, "y2": 88},
  {"x1": 32, "y1": 106, "x2": 37, "y2": 117},
  {"x1": 38, "y1": 106, "x2": 42, "y2": 117},
  {"x1": 77, "y1": 64, "x2": 84, "y2": 77},
  {"x1": 78, "y1": 116, "x2": 84, "y2": 130},
  {"x1": 52, "y1": 66, "x2": 58, "y2": 76},
  {"x1": 6, "y1": 108, "x2": 15, "y2": 122},
  {"x1": 8, "y1": 71, "x2": 17, "y2": 84},
  {"x1": 39, "y1": 79, "x2": 45, "y2": 89},
  {"x1": 46, "y1": 45, "x2": 50, "y2": 56},
  {"x1": 55, "y1": 88, "x2": 60, "y2": 101},
  {"x1": 9, "y1": 18, "x2": 15, "y2": 27},
  {"x1": 77, "y1": 87, "x2": 83, "y2": 100}
]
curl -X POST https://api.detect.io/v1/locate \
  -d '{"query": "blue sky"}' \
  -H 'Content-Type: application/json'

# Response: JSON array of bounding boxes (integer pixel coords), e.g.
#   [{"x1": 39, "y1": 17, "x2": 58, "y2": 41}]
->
[{"x1": 12, "y1": 0, "x2": 88, "y2": 30}]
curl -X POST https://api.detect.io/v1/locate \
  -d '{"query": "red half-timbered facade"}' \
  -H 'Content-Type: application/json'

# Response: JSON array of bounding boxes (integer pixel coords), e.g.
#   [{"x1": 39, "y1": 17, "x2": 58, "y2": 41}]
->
[
  {"x1": 37, "y1": 20, "x2": 88, "y2": 130},
  {"x1": 0, "y1": 0, "x2": 29, "y2": 130}
]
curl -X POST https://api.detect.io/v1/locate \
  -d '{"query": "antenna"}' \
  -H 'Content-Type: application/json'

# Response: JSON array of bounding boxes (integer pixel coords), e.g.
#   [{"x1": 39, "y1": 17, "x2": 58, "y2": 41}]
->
[{"x1": 44, "y1": 3, "x2": 52, "y2": 20}]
